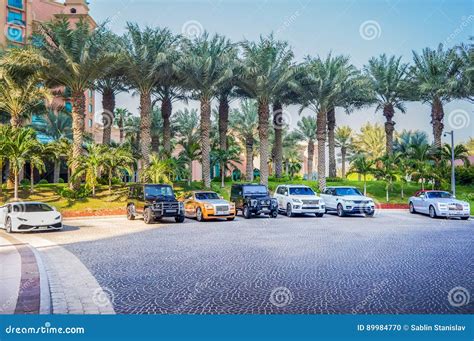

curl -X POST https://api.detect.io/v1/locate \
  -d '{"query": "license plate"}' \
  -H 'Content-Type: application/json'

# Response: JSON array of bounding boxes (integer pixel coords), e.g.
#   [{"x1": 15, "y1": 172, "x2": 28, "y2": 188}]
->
[
  {"x1": 216, "y1": 211, "x2": 229, "y2": 216},
  {"x1": 165, "y1": 209, "x2": 176, "y2": 213}
]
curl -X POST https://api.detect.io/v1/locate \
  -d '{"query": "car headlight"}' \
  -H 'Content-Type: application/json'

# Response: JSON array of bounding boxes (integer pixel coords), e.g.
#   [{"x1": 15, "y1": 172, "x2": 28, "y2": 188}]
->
[
  {"x1": 250, "y1": 199, "x2": 258, "y2": 207},
  {"x1": 229, "y1": 203, "x2": 235, "y2": 208},
  {"x1": 204, "y1": 203, "x2": 213, "y2": 210},
  {"x1": 292, "y1": 198, "x2": 302, "y2": 203},
  {"x1": 55, "y1": 215, "x2": 61, "y2": 220},
  {"x1": 18, "y1": 217, "x2": 28, "y2": 222}
]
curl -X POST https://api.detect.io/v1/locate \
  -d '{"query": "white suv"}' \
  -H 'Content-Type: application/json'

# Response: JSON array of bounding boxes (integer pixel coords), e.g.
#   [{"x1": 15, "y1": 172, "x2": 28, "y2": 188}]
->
[
  {"x1": 274, "y1": 185, "x2": 325, "y2": 217},
  {"x1": 320, "y1": 186, "x2": 375, "y2": 217}
]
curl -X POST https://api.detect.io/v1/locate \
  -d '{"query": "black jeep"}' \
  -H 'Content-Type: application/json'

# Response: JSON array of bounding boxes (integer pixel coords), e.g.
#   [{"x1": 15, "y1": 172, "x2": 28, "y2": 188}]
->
[
  {"x1": 230, "y1": 184, "x2": 278, "y2": 219},
  {"x1": 127, "y1": 184, "x2": 185, "y2": 224}
]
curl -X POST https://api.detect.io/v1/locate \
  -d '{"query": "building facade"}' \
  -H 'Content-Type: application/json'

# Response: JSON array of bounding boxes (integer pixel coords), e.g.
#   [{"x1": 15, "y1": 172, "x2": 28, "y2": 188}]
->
[{"x1": 1, "y1": 0, "x2": 96, "y2": 135}]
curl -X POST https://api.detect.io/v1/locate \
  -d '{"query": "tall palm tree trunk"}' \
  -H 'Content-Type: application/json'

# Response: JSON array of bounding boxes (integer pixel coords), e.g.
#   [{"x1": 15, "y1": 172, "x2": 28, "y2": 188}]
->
[
  {"x1": 307, "y1": 140, "x2": 314, "y2": 178},
  {"x1": 327, "y1": 107, "x2": 337, "y2": 178},
  {"x1": 10, "y1": 113, "x2": 22, "y2": 129},
  {"x1": 200, "y1": 97, "x2": 212, "y2": 188},
  {"x1": 162, "y1": 96, "x2": 172, "y2": 155},
  {"x1": 431, "y1": 97, "x2": 444, "y2": 149},
  {"x1": 383, "y1": 104, "x2": 395, "y2": 155},
  {"x1": 245, "y1": 138, "x2": 254, "y2": 181},
  {"x1": 219, "y1": 96, "x2": 229, "y2": 184},
  {"x1": 14, "y1": 170, "x2": 19, "y2": 200},
  {"x1": 53, "y1": 160, "x2": 60, "y2": 183},
  {"x1": 30, "y1": 164, "x2": 34, "y2": 193},
  {"x1": 258, "y1": 100, "x2": 270, "y2": 186},
  {"x1": 273, "y1": 102, "x2": 283, "y2": 178},
  {"x1": 71, "y1": 91, "x2": 86, "y2": 189},
  {"x1": 341, "y1": 146, "x2": 347, "y2": 179},
  {"x1": 139, "y1": 92, "x2": 152, "y2": 176},
  {"x1": 118, "y1": 118, "x2": 124, "y2": 144},
  {"x1": 151, "y1": 135, "x2": 160, "y2": 153},
  {"x1": 316, "y1": 109, "x2": 328, "y2": 191},
  {"x1": 102, "y1": 88, "x2": 115, "y2": 145}
]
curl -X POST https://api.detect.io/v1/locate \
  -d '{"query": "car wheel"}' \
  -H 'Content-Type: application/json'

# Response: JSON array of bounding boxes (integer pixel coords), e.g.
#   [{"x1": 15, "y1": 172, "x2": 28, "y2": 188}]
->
[
  {"x1": 460, "y1": 217, "x2": 469, "y2": 221},
  {"x1": 5, "y1": 217, "x2": 12, "y2": 233},
  {"x1": 196, "y1": 208, "x2": 204, "y2": 222},
  {"x1": 271, "y1": 210, "x2": 278, "y2": 218},
  {"x1": 337, "y1": 204, "x2": 346, "y2": 217},
  {"x1": 243, "y1": 205, "x2": 251, "y2": 219},
  {"x1": 429, "y1": 205, "x2": 437, "y2": 219},
  {"x1": 175, "y1": 215, "x2": 185, "y2": 223},
  {"x1": 315, "y1": 213, "x2": 324, "y2": 218},
  {"x1": 409, "y1": 202, "x2": 416, "y2": 214},
  {"x1": 365, "y1": 211, "x2": 375, "y2": 217},
  {"x1": 143, "y1": 207, "x2": 154, "y2": 224},
  {"x1": 286, "y1": 203, "x2": 293, "y2": 217},
  {"x1": 127, "y1": 205, "x2": 136, "y2": 220}
]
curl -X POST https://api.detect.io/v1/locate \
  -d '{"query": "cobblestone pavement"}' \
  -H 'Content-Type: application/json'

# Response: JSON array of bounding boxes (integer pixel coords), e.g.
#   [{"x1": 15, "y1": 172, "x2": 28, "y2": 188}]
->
[{"x1": 20, "y1": 212, "x2": 474, "y2": 314}]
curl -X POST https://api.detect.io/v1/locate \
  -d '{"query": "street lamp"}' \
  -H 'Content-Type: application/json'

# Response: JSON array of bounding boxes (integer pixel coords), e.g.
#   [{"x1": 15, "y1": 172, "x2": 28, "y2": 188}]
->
[{"x1": 444, "y1": 130, "x2": 456, "y2": 197}]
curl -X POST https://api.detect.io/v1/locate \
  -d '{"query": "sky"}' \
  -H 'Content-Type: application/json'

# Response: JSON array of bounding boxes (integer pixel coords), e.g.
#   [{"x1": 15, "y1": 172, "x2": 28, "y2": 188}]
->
[{"x1": 88, "y1": 0, "x2": 473, "y2": 144}]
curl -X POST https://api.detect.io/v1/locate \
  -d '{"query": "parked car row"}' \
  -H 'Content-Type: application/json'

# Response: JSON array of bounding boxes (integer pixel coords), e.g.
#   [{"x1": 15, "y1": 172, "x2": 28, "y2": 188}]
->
[{"x1": 0, "y1": 185, "x2": 470, "y2": 233}]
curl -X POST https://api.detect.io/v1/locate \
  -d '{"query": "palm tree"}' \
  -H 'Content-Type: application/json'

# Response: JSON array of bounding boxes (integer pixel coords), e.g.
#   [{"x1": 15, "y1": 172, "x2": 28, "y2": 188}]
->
[
  {"x1": 150, "y1": 106, "x2": 164, "y2": 153},
  {"x1": 351, "y1": 123, "x2": 386, "y2": 160},
  {"x1": 364, "y1": 54, "x2": 410, "y2": 154},
  {"x1": 2, "y1": 127, "x2": 39, "y2": 200},
  {"x1": 348, "y1": 154, "x2": 374, "y2": 196},
  {"x1": 179, "y1": 33, "x2": 234, "y2": 188},
  {"x1": 454, "y1": 40, "x2": 474, "y2": 103},
  {"x1": 179, "y1": 139, "x2": 201, "y2": 185},
  {"x1": 142, "y1": 154, "x2": 172, "y2": 184},
  {"x1": 393, "y1": 129, "x2": 429, "y2": 154},
  {"x1": 48, "y1": 137, "x2": 72, "y2": 184},
  {"x1": 298, "y1": 55, "x2": 355, "y2": 190},
  {"x1": 211, "y1": 145, "x2": 242, "y2": 188},
  {"x1": 408, "y1": 143, "x2": 434, "y2": 190},
  {"x1": 174, "y1": 108, "x2": 200, "y2": 185},
  {"x1": 102, "y1": 145, "x2": 134, "y2": 192},
  {"x1": 294, "y1": 116, "x2": 317, "y2": 179},
  {"x1": 441, "y1": 143, "x2": 470, "y2": 166},
  {"x1": 466, "y1": 138, "x2": 474, "y2": 155},
  {"x1": 28, "y1": 143, "x2": 46, "y2": 193},
  {"x1": 10, "y1": 19, "x2": 119, "y2": 188},
  {"x1": 239, "y1": 34, "x2": 296, "y2": 186},
  {"x1": 374, "y1": 154, "x2": 400, "y2": 202},
  {"x1": 411, "y1": 45, "x2": 460, "y2": 148},
  {"x1": 92, "y1": 28, "x2": 128, "y2": 145},
  {"x1": 72, "y1": 144, "x2": 107, "y2": 197},
  {"x1": 335, "y1": 126, "x2": 353, "y2": 178},
  {"x1": 122, "y1": 23, "x2": 179, "y2": 172},
  {"x1": 114, "y1": 108, "x2": 132, "y2": 144},
  {"x1": 0, "y1": 63, "x2": 51, "y2": 128},
  {"x1": 229, "y1": 100, "x2": 259, "y2": 181},
  {"x1": 31, "y1": 108, "x2": 72, "y2": 140}
]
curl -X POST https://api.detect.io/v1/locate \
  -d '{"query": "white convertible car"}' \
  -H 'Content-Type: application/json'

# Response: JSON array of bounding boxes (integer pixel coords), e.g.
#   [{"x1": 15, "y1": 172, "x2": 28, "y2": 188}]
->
[
  {"x1": 0, "y1": 202, "x2": 63, "y2": 233},
  {"x1": 409, "y1": 190, "x2": 470, "y2": 220}
]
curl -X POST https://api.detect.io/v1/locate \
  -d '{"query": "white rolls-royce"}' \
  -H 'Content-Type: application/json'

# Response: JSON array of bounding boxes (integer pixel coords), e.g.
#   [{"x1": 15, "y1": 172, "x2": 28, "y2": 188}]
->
[
  {"x1": 409, "y1": 190, "x2": 470, "y2": 220},
  {"x1": 0, "y1": 202, "x2": 63, "y2": 233}
]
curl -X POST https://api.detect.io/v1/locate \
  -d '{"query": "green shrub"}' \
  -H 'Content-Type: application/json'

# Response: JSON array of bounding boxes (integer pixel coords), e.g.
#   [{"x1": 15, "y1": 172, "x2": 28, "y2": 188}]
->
[
  {"x1": 38, "y1": 179, "x2": 49, "y2": 185},
  {"x1": 57, "y1": 185, "x2": 91, "y2": 199},
  {"x1": 455, "y1": 166, "x2": 474, "y2": 186},
  {"x1": 326, "y1": 177, "x2": 343, "y2": 182},
  {"x1": 20, "y1": 179, "x2": 30, "y2": 186},
  {"x1": 58, "y1": 178, "x2": 65, "y2": 183}
]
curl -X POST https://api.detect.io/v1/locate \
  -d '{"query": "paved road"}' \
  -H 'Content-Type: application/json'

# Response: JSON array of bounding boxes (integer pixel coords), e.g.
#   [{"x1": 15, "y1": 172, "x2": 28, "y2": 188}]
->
[{"x1": 20, "y1": 211, "x2": 474, "y2": 314}]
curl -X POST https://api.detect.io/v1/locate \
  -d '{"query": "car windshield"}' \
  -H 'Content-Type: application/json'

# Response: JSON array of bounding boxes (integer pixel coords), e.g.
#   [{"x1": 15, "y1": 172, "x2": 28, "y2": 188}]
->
[
  {"x1": 427, "y1": 191, "x2": 452, "y2": 199},
  {"x1": 289, "y1": 187, "x2": 315, "y2": 196},
  {"x1": 243, "y1": 185, "x2": 267, "y2": 195},
  {"x1": 334, "y1": 188, "x2": 362, "y2": 196},
  {"x1": 13, "y1": 203, "x2": 53, "y2": 212},
  {"x1": 195, "y1": 192, "x2": 220, "y2": 200},
  {"x1": 144, "y1": 185, "x2": 174, "y2": 199}
]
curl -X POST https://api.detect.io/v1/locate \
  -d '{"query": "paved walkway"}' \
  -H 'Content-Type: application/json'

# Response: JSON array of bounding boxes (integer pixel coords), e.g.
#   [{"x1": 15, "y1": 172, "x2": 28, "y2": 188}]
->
[{"x1": 0, "y1": 233, "x2": 115, "y2": 315}]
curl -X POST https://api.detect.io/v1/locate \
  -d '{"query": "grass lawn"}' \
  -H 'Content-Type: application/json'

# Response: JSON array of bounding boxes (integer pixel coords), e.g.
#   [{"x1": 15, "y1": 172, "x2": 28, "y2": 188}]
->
[{"x1": 1, "y1": 180, "x2": 473, "y2": 214}]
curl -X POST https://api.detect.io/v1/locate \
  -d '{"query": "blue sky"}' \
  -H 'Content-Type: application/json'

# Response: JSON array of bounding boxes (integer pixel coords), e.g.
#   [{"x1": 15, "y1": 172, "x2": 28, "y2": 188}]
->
[{"x1": 89, "y1": 0, "x2": 473, "y2": 143}]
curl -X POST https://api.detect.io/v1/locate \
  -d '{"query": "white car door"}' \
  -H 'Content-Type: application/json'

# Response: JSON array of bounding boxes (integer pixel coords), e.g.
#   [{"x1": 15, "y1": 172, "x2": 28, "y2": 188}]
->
[{"x1": 324, "y1": 189, "x2": 337, "y2": 210}]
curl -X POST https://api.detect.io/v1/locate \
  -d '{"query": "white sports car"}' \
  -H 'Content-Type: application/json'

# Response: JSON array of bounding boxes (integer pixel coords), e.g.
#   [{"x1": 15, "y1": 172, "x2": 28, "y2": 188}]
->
[
  {"x1": 0, "y1": 202, "x2": 63, "y2": 233},
  {"x1": 409, "y1": 190, "x2": 470, "y2": 220}
]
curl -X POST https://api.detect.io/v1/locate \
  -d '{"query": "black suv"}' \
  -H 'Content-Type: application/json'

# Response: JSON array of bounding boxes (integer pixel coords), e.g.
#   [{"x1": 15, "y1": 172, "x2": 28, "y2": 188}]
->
[
  {"x1": 127, "y1": 184, "x2": 185, "y2": 224},
  {"x1": 230, "y1": 184, "x2": 278, "y2": 219}
]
